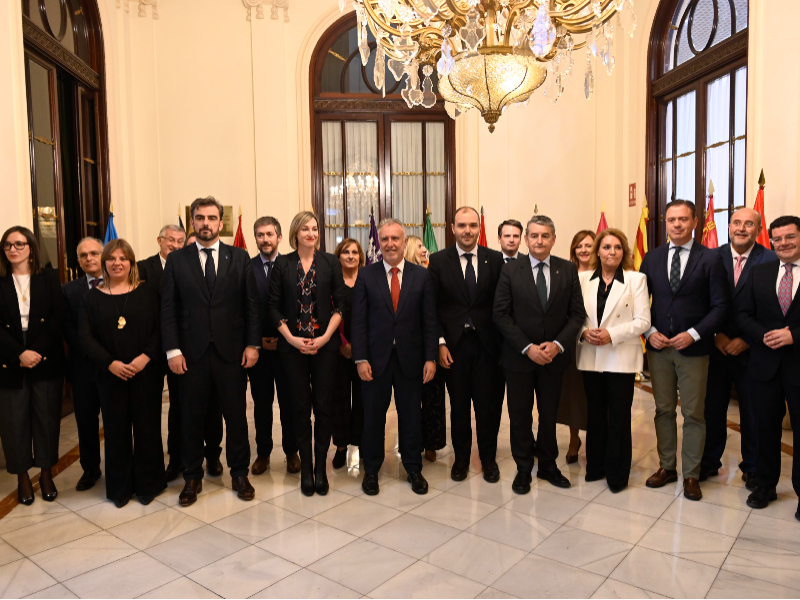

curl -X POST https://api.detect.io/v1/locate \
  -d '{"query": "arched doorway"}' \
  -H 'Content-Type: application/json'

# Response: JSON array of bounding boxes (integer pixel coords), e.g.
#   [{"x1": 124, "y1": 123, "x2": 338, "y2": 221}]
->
[{"x1": 22, "y1": 0, "x2": 109, "y2": 281}]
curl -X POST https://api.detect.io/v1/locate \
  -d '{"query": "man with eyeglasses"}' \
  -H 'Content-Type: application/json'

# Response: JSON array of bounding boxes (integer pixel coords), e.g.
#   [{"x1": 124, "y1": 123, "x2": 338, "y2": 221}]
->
[
  {"x1": 739, "y1": 216, "x2": 800, "y2": 519},
  {"x1": 62, "y1": 237, "x2": 105, "y2": 491},
  {"x1": 700, "y1": 208, "x2": 775, "y2": 489}
]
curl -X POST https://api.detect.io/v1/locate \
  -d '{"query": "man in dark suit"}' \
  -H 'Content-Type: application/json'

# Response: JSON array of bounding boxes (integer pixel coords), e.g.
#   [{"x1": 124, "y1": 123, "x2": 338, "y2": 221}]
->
[
  {"x1": 493, "y1": 214, "x2": 586, "y2": 494},
  {"x1": 161, "y1": 196, "x2": 261, "y2": 506},
  {"x1": 640, "y1": 199, "x2": 729, "y2": 501},
  {"x1": 62, "y1": 237, "x2": 105, "y2": 491},
  {"x1": 739, "y1": 215, "x2": 800, "y2": 520},
  {"x1": 138, "y1": 225, "x2": 224, "y2": 482},
  {"x1": 430, "y1": 207, "x2": 504, "y2": 482},
  {"x1": 249, "y1": 216, "x2": 300, "y2": 475},
  {"x1": 701, "y1": 208, "x2": 776, "y2": 488},
  {"x1": 498, "y1": 219, "x2": 524, "y2": 263},
  {"x1": 352, "y1": 218, "x2": 438, "y2": 496}
]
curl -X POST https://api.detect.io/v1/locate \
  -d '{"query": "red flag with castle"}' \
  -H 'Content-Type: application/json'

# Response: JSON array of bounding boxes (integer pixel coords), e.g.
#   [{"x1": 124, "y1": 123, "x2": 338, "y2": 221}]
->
[{"x1": 702, "y1": 181, "x2": 719, "y2": 249}]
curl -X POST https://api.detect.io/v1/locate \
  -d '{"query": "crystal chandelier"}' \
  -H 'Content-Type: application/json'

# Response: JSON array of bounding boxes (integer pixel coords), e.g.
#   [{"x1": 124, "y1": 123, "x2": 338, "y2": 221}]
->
[{"x1": 339, "y1": 0, "x2": 637, "y2": 132}]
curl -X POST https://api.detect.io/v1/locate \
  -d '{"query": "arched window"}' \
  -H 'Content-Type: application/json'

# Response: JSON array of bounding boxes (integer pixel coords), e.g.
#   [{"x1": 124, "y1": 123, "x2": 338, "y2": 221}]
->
[
  {"x1": 22, "y1": 0, "x2": 108, "y2": 281},
  {"x1": 646, "y1": 0, "x2": 748, "y2": 246},
  {"x1": 311, "y1": 14, "x2": 455, "y2": 252}
]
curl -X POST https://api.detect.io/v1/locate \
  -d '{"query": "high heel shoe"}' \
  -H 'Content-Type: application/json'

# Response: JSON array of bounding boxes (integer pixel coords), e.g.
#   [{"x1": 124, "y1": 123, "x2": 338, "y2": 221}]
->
[
  {"x1": 566, "y1": 437, "x2": 582, "y2": 465},
  {"x1": 17, "y1": 486, "x2": 34, "y2": 506},
  {"x1": 39, "y1": 472, "x2": 58, "y2": 502}
]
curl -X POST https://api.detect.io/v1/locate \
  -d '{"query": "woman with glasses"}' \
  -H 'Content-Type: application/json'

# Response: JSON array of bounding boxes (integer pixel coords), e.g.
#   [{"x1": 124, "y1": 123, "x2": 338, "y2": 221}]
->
[{"x1": 0, "y1": 227, "x2": 65, "y2": 505}]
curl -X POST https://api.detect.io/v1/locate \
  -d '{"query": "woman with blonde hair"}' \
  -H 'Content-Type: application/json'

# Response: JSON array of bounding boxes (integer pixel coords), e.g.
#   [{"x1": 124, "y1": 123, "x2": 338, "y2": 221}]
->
[
  {"x1": 270, "y1": 211, "x2": 346, "y2": 495},
  {"x1": 576, "y1": 228, "x2": 650, "y2": 492},
  {"x1": 80, "y1": 239, "x2": 166, "y2": 507},
  {"x1": 405, "y1": 235, "x2": 429, "y2": 268}
]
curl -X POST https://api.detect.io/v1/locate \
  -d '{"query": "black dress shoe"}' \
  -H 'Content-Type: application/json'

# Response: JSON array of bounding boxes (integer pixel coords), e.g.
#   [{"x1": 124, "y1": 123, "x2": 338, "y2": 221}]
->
[
  {"x1": 76, "y1": 469, "x2": 102, "y2": 492},
  {"x1": 585, "y1": 472, "x2": 606, "y2": 483},
  {"x1": 179, "y1": 479, "x2": 202, "y2": 507},
  {"x1": 138, "y1": 494, "x2": 155, "y2": 505},
  {"x1": 232, "y1": 476, "x2": 256, "y2": 501},
  {"x1": 537, "y1": 466, "x2": 571, "y2": 488},
  {"x1": 206, "y1": 458, "x2": 223, "y2": 477},
  {"x1": 608, "y1": 482, "x2": 628, "y2": 493},
  {"x1": 332, "y1": 448, "x2": 347, "y2": 470},
  {"x1": 114, "y1": 496, "x2": 130, "y2": 509},
  {"x1": 362, "y1": 473, "x2": 380, "y2": 496},
  {"x1": 315, "y1": 463, "x2": 329, "y2": 496},
  {"x1": 300, "y1": 463, "x2": 315, "y2": 497},
  {"x1": 746, "y1": 486, "x2": 777, "y2": 509},
  {"x1": 482, "y1": 461, "x2": 500, "y2": 484},
  {"x1": 698, "y1": 465, "x2": 719, "y2": 482},
  {"x1": 407, "y1": 471, "x2": 428, "y2": 495},
  {"x1": 164, "y1": 462, "x2": 185, "y2": 483},
  {"x1": 17, "y1": 486, "x2": 34, "y2": 506},
  {"x1": 512, "y1": 470, "x2": 532, "y2": 494},
  {"x1": 450, "y1": 461, "x2": 469, "y2": 482},
  {"x1": 742, "y1": 472, "x2": 759, "y2": 491}
]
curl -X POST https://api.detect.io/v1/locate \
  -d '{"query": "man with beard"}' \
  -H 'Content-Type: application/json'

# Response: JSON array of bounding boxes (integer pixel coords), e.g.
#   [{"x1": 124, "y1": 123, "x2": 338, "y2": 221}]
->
[
  {"x1": 248, "y1": 216, "x2": 300, "y2": 475},
  {"x1": 161, "y1": 196, "x2": 261, "y2": 506},
  {"x1": 138, "y1": 224, "x2": 224, "y2": 482}
]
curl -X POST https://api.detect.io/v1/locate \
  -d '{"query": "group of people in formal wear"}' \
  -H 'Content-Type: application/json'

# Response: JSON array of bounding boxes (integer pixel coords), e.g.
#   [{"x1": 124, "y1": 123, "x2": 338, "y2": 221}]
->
[{"x1": 0, "y1": 196, "x2": 797, "y2": 522}]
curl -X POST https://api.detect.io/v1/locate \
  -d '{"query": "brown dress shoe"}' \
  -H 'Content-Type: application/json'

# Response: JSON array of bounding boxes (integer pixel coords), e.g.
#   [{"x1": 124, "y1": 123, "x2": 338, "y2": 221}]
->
[
  {"x1": 252, "y1": 456, "x2": 270, "y2": 475},
  {"x1": 232, "y1": 476, "x2": 256, "y2": 501},
  {"x1": 646, "y1": 468, "x2": 678, "y2": 488},
  {"x1": 179, "y1": 480, "x2": 202, "y2": 507},
  {"x1": 285, "y1": 453, "x2": 301, "y2": 474},
  {"x1": 683, "y1": 477, "x2": 702, "y2": 501}
]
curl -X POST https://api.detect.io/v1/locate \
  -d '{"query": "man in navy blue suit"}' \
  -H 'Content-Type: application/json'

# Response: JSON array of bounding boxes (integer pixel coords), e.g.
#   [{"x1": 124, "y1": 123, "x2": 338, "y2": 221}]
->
[
  {"x1": 639, "y1": 199, "x2": 729, "y2": 501},
  {"x1": 700, "y1": 208, "x2": 775, "y2": 488},
  {"x1": 351, "y1": 218, "x2": 438, "y2": 496}
]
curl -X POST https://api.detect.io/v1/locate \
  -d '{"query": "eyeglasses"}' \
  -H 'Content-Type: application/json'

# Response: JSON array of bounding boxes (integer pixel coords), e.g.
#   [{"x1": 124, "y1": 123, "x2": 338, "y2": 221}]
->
[
  {"x1": 2, "y1": 242, "x2": 29, "y2": 251},
  {"x1": 78, "y1": 251, "x2": 101, "y2": 259}
]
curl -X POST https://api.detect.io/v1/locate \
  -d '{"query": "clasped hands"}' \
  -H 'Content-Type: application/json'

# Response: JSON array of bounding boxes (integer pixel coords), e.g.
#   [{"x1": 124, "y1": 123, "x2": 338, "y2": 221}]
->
[
  {"x1": 19, "y1": 349, "x2": 42, "y2": 368},
  {"x1": 525, "y1": 341, "x2": 560, "y2": 366},
  {"x1": 714, "y1": 332, "x2": 749, "y2": 356},
  {"x1": 109, "y1": 354, "x2": 151, "y2": 381},
  {"x1": 288, "y1": 333, "x2": 330, "y2": 355},
  {"x1": 649, "y1": 331, "x2": 694, "y2": 351},
  {"x1": 581, "y1": 328, "x2": 612, "y2": 347}
]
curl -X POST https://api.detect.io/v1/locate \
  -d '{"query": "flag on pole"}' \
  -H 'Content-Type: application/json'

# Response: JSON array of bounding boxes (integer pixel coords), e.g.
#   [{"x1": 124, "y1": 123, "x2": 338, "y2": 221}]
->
[
  {"x1": 366, "y1": 211, "x2": 382, "y2": 265},
  {"x1": 423, "y1": 206, "x2": 438, "y2": 254},
  {"x1": 702, "y1": 181, "x2": 719, "y2": 249},
  {"x1": 753, "y1": 169, "x2": 770, "y2": 248},
  {"x1": 233, "y1": 206, "x2": 247, "y2": 250},
  {"x1": 633, "y1": 203, "x2": 648, "y2": 271},
  {"x1": 478, "y1": 205, "x2": 488, "y2": 247},
  {"x1": 104, "y1": 204, "x2": 118, "y2": 244},
  {"x1": 596, "y1": 211, "x2": 608, "y2": 234},
  {"x1": 178, "y1": 203, "x2": 185, "y2": 231}
]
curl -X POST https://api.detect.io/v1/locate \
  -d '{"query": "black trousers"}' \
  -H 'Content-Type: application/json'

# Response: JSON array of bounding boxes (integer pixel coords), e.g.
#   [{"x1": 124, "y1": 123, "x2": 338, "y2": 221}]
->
[
  {"x1": 166, "y1": 369, "x2": 223, "y2": 465},
  {"x1": 332, "y1": 356, "x2": 363, "y2": 448},
  {"x1": 445, "y1": 330, "x2": 501, "y2": 463},
  {"x1": 179, "y1": 344, "x2": 250, "y2": 480},
  {"x1": 97, "y1": 368, "x2": 166, "y2": 500},
  {"x1": 702, "y1": 349, "x2": 757, "y2": 473},
  {"x1": 582, "y1": 371, "x2": 635, "y2": 488},
  {"x1": 70, "y1": 372, "x2": 102, "y2": 473},
  {"x1": 362, "y1": 349, "x2": 423, "y2": 475},
  {"x1": 249, "y1": 348, "x2": 297, "y2": 458},
  {"x1": 280, "y1": 347, "x2": 336, "y2": 465},
  {"x1": 751, "y1": 367, "x2": 800, "y2": 495},
  {"x1": 505, "y1": 365, "x2": 563, "y2": 473}
]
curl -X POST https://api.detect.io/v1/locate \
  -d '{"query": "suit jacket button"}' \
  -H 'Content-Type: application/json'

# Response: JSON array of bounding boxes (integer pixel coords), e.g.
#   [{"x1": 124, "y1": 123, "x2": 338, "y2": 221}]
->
[
  {"x1": 616, "y1": 314, "x2": 620, "y2": 318},
  {"x1": 43, "y1": 357, "x2": 47, "y2": 361},
  {"x1": 40, "y1": 318, "x2": 45, "y2": 322},
  {"x1": 1, "y1": 365, "x2": 5, "y2": 369}
]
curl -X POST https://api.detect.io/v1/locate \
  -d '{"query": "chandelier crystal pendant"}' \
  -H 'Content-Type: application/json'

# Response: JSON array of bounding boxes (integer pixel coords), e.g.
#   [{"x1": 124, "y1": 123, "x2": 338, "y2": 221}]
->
[{"x1": 340, "y1": 0, "x2": 637, "y2": 132}]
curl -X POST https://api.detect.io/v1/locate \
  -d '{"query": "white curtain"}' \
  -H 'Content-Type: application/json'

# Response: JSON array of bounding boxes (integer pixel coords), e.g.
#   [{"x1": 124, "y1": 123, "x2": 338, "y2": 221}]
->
[
  {"x1": 345, "y1": 121, "x2": 379, "y2": 252},
  {"x1": 664, "y1": 102, "x2": 673, "y2": 205},
  {"x1": 322, "y1": 122, "x2": 343, "y2": 251},
  {"x1": 733, "y1": 66, "x2": 747, "y2": 219},
  {"x1": 675, "y1": 91, "x2": 696, "y2": 204},
  {"x1": 706, "y1": 74, "x2": 731, "y2": 244},
  {"x1": 426, "y1": 123, "x2": 446, "y2": 250},
  {"x1": 391, "y1": 122, "x2": 424, "y2": 239}
]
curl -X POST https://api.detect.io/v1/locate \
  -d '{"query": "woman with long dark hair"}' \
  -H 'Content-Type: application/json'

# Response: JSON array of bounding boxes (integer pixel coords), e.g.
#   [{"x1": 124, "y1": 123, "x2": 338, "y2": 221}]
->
[{"x1": 0, "y1": 226, "x2": 64, "y2": 505}]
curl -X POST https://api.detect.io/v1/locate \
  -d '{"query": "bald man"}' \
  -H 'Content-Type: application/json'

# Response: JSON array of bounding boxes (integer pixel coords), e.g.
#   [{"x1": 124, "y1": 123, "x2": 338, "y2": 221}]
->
[{"x1": 700, "y1": 208, "x2": 775, "y2": 488}]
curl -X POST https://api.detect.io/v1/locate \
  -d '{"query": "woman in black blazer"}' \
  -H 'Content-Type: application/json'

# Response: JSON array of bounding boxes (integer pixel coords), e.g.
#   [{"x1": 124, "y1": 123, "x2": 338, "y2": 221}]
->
[
  {"x1": 269, "y1": 211, "x2": 346, "y2": 497},
  {"x1": 0, "y1": 227, "x2": 65, "y2": 505}
]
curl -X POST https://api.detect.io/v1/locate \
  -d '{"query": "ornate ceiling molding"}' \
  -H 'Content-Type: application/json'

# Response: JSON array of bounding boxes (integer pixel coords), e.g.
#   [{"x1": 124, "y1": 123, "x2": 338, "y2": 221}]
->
[
  {"x1": 115, "y1": 0, "x2": 159, "y2": 20},
  {"x1": 22, "y1": 18, "x2": 100, "y2": 88},
  {"x1": 243, "y1": 0, "x2": 290, "y2": 22}
]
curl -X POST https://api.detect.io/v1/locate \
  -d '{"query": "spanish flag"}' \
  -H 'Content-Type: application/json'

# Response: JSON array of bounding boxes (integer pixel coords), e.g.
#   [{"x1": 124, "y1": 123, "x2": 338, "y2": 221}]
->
[
  {"x1": 478, "y1": 205, "x2": 488, "y2": 247},
  {"x1": 233, "y1": 206, "x2": 247, "y2": 250},
  {"x1": 634, "y1": 203, "x2": 648, "y2": 271}
]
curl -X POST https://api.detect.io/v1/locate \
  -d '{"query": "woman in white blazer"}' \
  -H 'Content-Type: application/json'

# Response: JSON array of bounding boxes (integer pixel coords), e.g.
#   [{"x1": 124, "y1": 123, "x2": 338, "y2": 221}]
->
[{"x1": 576, "y1": 228, "x2": 651, "y2": 492}]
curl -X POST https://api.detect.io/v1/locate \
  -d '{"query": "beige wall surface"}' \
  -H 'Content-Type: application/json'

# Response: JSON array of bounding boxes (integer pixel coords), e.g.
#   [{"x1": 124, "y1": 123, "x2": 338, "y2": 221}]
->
[{"x1": 1, "y1": 0, "x2": 798, "y2": 259}]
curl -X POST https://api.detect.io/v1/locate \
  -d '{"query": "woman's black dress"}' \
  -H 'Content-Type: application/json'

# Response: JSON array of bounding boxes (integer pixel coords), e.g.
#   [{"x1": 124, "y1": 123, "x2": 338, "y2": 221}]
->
[{"x1": 80, "y1": 284, "x2": 166, "y2": 501}]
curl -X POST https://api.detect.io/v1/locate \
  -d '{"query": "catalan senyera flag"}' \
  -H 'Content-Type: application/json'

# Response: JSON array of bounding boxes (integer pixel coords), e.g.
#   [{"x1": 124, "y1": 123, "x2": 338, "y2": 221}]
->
[
  {"x1": 633, "y1": 203, "x2": 648, "y2": 271},
  {"x1": 233, "y1": 206, "x2": 247, "y2": 250},
  {"x1": 596, "y1": 211, "x2": 608, "y2": 234},
  {"x1": 753, "y1": 169, "x2": 770, "y2": 248},
  {"x1": 478, "y1": 206, "x2": 488, "y2": 247},
  {"x1": 702, "y1": 182, "x2": 719, "y2": 249}
]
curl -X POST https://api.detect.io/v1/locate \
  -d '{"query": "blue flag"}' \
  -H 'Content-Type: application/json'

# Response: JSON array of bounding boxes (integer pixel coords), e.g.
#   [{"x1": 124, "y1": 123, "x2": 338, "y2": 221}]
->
[
  {"x1": 366, "y1": 213, "x2": 382, "y2": 265},
  {"x1": 104, "y1": 211, "x2": 118, "y2": 244}
]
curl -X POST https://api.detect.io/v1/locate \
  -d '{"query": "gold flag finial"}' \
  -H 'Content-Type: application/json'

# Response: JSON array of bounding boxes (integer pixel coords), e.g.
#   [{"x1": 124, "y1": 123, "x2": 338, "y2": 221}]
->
[
  {"x1": 708, "y1": 180, "x2": 715, "y2": 195},
  {"x1": 238, "y1": 205, "x2": 243, "y2": 217},
  {"x1": 758, "y1": 169, "x2": 766, "y2": 187},
  {"x1": 426, "y1": 204, "x2": 432, "y2": 216},
  {"x1": 480, "y1": 205, "x2": 484, "y2": 215},
  {"x1": 534, "y1": 204, "x2": 539, "y2": 215},
  {"x1": 109, "y1": 202, "x2": 114, "y2": 213}
]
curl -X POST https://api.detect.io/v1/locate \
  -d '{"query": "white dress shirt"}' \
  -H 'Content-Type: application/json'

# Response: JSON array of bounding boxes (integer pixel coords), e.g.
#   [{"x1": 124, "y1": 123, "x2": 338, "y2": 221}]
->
[
  {"x1": 521, "y1": 254, "x2": 564, "y2": 355},
  {"x1": 383, "y1": 258, "x2": 405, "y2": 287},
  {"x1": 86, "y1": 275, "x2": 102, "y2": 289},
  {"x1": 160, "y1": 254, "x2": 167, "y2": 270},
  {"x1": 644, "y1": 239, "x2": 700, "y2": 342},
  {"x1": 456, "y1": 244, "x2": 478, "y2": 282},
  {"x1": 12, "y1": 274, "x2": 31, "y2": 331},
  {"x1": 776, "y1": 261, "x2": 800, "y2": 300},
  {"x1": 731, "y1": 244, "x2": 753, "y2": 272},
  {"x1": 502, "y1": 252, "x2": 519, "y2": 263}
]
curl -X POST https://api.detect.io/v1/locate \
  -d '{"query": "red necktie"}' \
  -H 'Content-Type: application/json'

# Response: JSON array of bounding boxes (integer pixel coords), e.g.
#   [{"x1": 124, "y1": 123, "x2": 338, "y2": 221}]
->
[{"x1": 390, "y1": 267, "x2": 400, "y2": 313}]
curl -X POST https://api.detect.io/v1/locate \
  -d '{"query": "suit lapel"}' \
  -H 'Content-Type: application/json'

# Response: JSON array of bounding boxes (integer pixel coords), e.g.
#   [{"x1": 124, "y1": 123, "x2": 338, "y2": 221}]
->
[
  {"x1": 187, "y1": 244, "x2": 210, "y2": 300},
  {"x1": 656, "y1": 244, "x2": 671, "y2": 296},
  {"x1": 720, "y1": 245, "x2": 735, "y2": 294},
  {"x1": 377, "y1": 263, "x2": 395, "y2": 315},
  {"x1": 599, "y1": 274, "x2": 627, "y2": 327},
  {"x1": 214, "y1": 243, "x2": 231, "y2": 298},
  {"x1": 545, "y1": 260, "x2": 560, "y2": 312},
  {"x1": 449, "y1": 247, "x2": 470, "y2": 304},
  {"x1": 253, "y1": 257, "x2": 268, "y2": 296},
  {"x1": 519, "y1": 258, "x2": 544, "y2": 313},
  {"x1": 0, "y1": 276, "x2": 21, "y2": 334},
  {"x1": 585, "y1": 276, "x2": 600, "y2": 328},
  {"x1": 475, "y1": 246, "x2": 490, "y2": 300},
  {"x1": 735, "y1": 245, "x2": 760, "y2": 296},
  {"x1": 675, "y1": 243, "x2": 702, "y2": 295},
  {"x1": 395, "y1": 263, "x2": 415, "y2": 319}
]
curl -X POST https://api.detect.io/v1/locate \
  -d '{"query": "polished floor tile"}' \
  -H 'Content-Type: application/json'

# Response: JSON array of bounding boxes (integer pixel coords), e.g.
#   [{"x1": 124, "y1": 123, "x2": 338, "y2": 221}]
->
[
  {"x1": 176, "y1": 488, "x2": 262, "y2": 524},
  {"x1": 409, "y1": 491, "x2": 496, "y2": 530},
  {"x1": 1, "y1": 512, "x2": 100, "y2": 557},
  {"x1": 25, "y1": 582, "x2": 79, "y2": 598},
  {"x1": 139, "y1": 576, "x2": 221, "y2": 599},
  {"x1": 364, "y1": 513, "x2": 460, "y2": 559},
  {"x1": 0, "y1": 559, "x2": 57, "y2": 599},
  {"x1": 492, "y1": 554, "x2": 605, "y2": 598},
  {"x1": 566, "y1": 503, "x2": 656, "y2": 544},
  {"x1": 721, "y1": 538, "x2": 800, "y2": 591},
  {"x1": 533, "y1": 526, "x2": 633, "y2": 576},
  {"x1": 314, "y1": 497, "x2": 402, "y2": 537},
  {"x1": 211, "y1": 502, "x2": 306, "y2": 544},
  {"x1": 637, "y1": 519, "x2": 736, "y2": 568},
  {"x1": 448, "y1": 476, "x2": 519, "y2": 507},
  {"x1": 28, "y1": 531, "x2": 136, "y2": 582},
  {"x1": 76, "y1": 497, "x2": 166, "y2": 529},
  {"x1": 590, "y1": 578, "x2": 668, "y2": 599},
  {"x1": 370, "y1": 561, "x2": 487, "y2": 599},
  {"x1": 269, "y1": 488, "x2": 352, "y2": 518},
  {"x1": 257, "y1": 520, "x2": 357, "y2": 567},
  {"x1": 360, "y1": 478, "x2": 443, "y2": 512},
  {"x1": 107, "y1": 507, "x2": 205, "y2": 550},
  {"x1": 145, "y1": 525, "x2": 249, "y2": 575},
  {"x1": 0, "y1": 541, "x2": 21, "y2": 569},
  {"x1": 504, "y1": 488, "x2": 589, "y2": 524},
  {"x1": 0, "y1": 502, "x2": 70, "y2": 536},
  {"x1": 592, "y1": 486, "x2": 676, "y2": 518},
  {"x1": 476, "y1": 587, "x2": 518, "y2": 599},
  {"x1": 252, "y1": 568, "x2": 360, "y2": 599},
  {"x1": 738, "y1": 512, "x2": 800, "y2": 555},
  {"x1": 62, "y1": 552, "x2": 180, "y2": 598},
  {"x1": 467, "y1": 508, "x2": 560, "y2": 552},
  {"x1": 424, "y1": 531, "x2": 526, "y2": 586},
  {"x1": 706, "y1": 569, "x2": 800, "y2": 599},
  {"x1": 611, "y1": 546, "x2": 720, "y2": 598},
  {"x1": 662, "y1": 495, "x2": 750, "y2": 537}
]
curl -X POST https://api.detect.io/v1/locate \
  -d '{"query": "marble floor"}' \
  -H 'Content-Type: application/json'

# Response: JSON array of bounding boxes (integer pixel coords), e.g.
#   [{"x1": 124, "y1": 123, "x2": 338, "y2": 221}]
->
[{"x1": 0, "y1": 384, "x2": 796, "y2": 599}]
